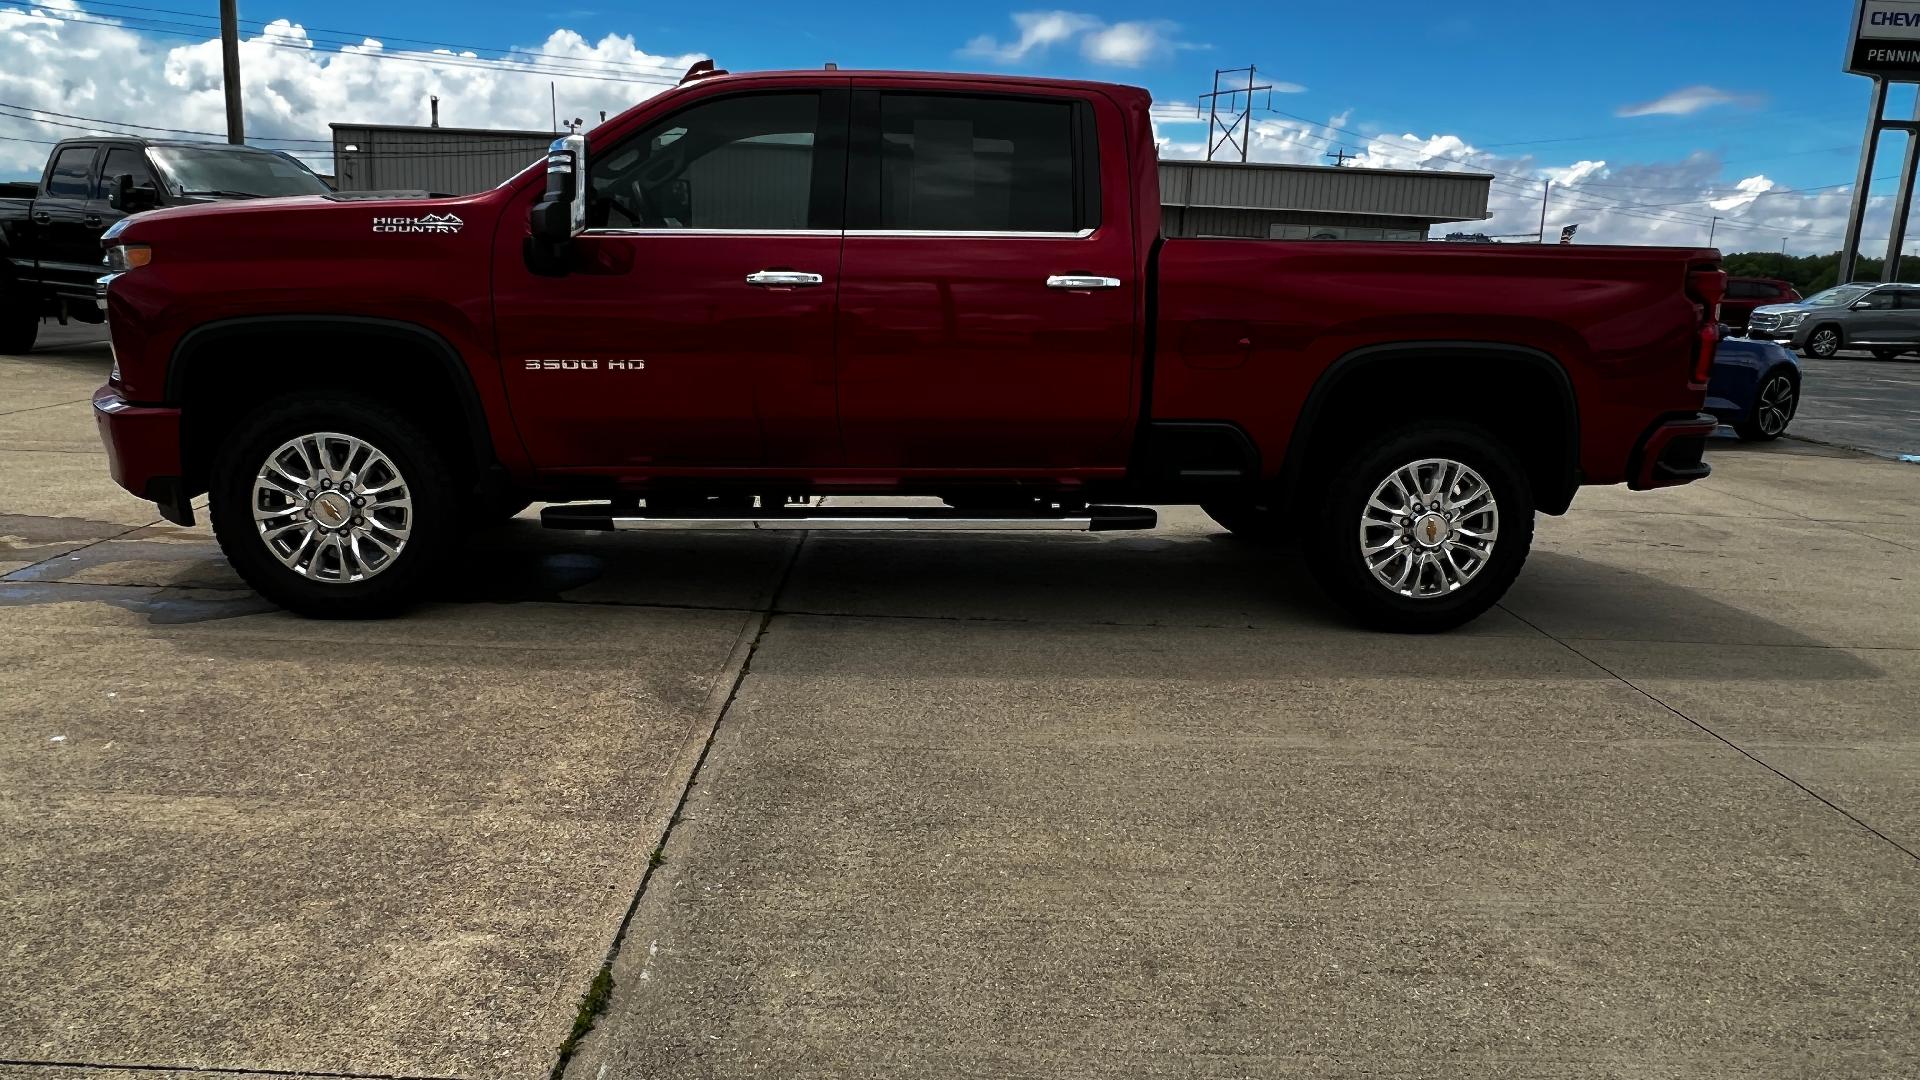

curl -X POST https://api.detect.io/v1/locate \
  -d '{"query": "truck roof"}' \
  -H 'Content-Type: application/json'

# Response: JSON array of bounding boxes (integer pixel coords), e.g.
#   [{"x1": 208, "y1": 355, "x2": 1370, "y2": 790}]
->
[
  {"x1": 48, "y1": 135, "x2": 288, "y2": 153},
  {"x1": 682, "y1": 67, "x2": 1153, "y2": 104}
]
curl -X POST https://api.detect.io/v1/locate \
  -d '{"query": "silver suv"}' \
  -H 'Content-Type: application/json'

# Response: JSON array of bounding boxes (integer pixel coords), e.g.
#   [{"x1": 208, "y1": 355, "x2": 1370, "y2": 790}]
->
[{"x1": 1748, "y1": 282, "x2": 1919, "y2": 360}]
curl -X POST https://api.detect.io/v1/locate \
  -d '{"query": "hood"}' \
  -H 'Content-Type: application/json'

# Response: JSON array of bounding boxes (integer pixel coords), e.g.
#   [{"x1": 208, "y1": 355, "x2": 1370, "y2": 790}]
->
[
  {"x1": 1751, "y1": 302, "x2": 1813, "y2": 316},
  {"x1": 111, "y1": 189, "x2": 497, "y2": 247}
]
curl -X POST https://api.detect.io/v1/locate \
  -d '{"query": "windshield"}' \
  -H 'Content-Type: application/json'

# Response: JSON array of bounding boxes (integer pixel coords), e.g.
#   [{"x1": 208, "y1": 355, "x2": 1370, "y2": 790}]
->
[
  {"x1": 1803, "y1": 285, "x2": 1873, "y2": 307},
  {"x1": 148, "y1": 146, "x2": 330, "y2": 198}
]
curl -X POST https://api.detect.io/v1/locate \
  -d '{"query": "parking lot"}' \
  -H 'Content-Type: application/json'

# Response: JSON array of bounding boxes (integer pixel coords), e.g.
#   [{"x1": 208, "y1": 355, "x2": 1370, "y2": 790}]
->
[
  {"x1": 3, "y1": 328, "x2": 1918, "y2": 1080},
  {"x1": 1789, "y1": 348, "x2": 1920, "y2": 461}
]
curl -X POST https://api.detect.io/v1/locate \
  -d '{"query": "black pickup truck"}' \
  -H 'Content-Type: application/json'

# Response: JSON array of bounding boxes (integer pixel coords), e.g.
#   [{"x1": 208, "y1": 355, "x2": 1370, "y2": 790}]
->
[{"x1": 1, "y1": 136, "x2": 331, "y2": 352}]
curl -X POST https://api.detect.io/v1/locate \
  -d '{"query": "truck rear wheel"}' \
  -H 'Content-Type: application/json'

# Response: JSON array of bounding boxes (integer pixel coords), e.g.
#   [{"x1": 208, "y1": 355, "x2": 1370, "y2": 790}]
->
[
  {"x1": 210, "y1": 393, "x2": 458, "y2": 618},
  {"x1": 1305, "y1": 424, "x2": 1534, "y2": 633},
  {"x1": 0, "y1": 306, "x2": 37, "y2": 354}
]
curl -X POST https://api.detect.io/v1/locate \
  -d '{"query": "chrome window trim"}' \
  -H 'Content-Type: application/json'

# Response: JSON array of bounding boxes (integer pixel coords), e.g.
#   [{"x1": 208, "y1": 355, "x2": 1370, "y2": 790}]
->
[
  {"x1": 580, "y1": 227, "x2": 1096, "y2": 239},
  {"x1": 848, "y1": 228, "x2": 1096, "y2": 239},
  {"x1": 582, "y1": 228, "x2": 842, "y2": 237}
]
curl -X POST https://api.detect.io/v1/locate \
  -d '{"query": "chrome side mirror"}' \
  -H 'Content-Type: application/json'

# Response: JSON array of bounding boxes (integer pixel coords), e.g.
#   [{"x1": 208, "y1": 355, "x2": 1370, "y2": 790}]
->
[{"x1": 526, "y1": 134, "x2": 586, "y2": 275}]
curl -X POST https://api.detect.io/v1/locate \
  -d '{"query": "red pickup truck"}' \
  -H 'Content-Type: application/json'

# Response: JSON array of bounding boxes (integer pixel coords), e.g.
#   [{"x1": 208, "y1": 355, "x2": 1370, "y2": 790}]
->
[{"x1": 93, "y1": 66, "x2": 1724, "y2": 632}]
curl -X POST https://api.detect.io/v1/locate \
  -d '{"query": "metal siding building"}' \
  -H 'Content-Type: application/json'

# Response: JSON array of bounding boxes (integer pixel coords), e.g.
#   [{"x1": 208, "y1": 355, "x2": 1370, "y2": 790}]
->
[
  {"x1": 1158, "y1": 159, "x2": 1492, "y2": 240},
  {"x1": 329, "y1": 124, "x2": 553, "y2": 194}
]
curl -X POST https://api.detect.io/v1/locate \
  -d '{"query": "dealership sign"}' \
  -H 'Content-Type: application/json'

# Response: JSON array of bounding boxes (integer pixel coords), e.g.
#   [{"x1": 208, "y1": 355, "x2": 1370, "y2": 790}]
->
[{"x1": 1850, "y1": 0, "x2": 1920, "y2": 79}]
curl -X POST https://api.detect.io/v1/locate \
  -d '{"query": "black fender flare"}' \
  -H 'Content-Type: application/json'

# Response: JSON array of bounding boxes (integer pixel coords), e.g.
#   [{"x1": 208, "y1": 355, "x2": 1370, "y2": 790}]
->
[
  {"x1": 1283, "y1": 340, "x2": 1582, "y2": 513},
  {"x1": 166, "y1": 314, "x2": 498, "y2": 473}
]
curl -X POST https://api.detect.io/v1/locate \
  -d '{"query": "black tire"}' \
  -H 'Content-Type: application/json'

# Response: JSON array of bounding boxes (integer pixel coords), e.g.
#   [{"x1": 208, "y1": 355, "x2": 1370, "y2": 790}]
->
[
  {"x1": 1202, "y1": 500, "x2": 1288, "y2": 544},
  {"x1": 1733, "y1": 368, "x2": 1797, "y2": 441},
  {"x1": 1803, "y1": 324, "x2": 1842, "y2": 359},
  {"x1": 210, "y1": 392, "x2": 459, "y2": 618},
  {"x1": 1304, "y1": 424, "x2": 1535, "y2": 634},
  {"x1": 0, "y1": 305, "x2": 37, "y2": 354}
]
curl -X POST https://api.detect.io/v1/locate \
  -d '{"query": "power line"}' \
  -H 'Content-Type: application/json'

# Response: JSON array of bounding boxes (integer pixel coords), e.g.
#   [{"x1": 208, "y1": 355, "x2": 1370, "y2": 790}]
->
[
  {"x1": 74, "y1": 0, "x2": 697, "y2": 82},
  {"x1": 1239, "y1": 112, "x2": 1853, "y2": 240},
  {"x1": 16, "y1": 9, "x2": 687, "y2": 89}
]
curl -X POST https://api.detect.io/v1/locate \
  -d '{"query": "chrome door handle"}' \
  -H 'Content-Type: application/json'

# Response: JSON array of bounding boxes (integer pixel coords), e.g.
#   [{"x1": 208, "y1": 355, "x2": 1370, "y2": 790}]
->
[
  {"x1": 1046, "y1": 275, "x2": 1121, "y2": 290},
  {"x1": 745, "y1": 270, "x2": 824, "y2": 287}
]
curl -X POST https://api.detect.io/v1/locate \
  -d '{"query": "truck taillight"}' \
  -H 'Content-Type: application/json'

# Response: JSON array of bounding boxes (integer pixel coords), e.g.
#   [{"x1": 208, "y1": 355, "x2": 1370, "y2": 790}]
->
[
  {"x1": 1694, "y1": 321, "x2": 1719, "y2": 384},
  {"x1": 1686, "y1": 264, "x2": 1727, "y2": 386}
]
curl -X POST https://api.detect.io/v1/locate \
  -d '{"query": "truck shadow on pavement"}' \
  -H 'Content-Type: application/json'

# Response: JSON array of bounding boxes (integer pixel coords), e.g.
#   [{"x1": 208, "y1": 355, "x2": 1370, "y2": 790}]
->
[{"x1": 0, "y1": 518, "x2": 1883, "y2": 682}]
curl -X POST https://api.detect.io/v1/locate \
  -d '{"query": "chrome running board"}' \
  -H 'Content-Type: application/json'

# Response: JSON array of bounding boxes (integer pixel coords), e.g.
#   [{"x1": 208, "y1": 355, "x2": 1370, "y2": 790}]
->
[{"x1": 541, "y1": 504, "x2": 1158, "y2": 533}]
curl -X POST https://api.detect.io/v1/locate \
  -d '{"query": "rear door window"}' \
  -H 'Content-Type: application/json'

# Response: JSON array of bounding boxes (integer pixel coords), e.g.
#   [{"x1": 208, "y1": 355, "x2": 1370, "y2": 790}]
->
[
  {"x1": 851, "y1": 92, "x2": 1094, "y2": 234},
  {"x1": 44, "y1": 146, "x2": 96, "y2": 199}
]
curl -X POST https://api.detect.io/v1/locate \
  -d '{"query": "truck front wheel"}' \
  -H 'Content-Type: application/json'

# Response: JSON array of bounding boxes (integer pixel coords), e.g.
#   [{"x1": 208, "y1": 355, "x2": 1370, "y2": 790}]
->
[
  {"x1": 1305, "y1": 424, "x2": 1534, "y2": 633},
  {"x1": 210, "y1": 393, "x2": 458, "y2": 618}
]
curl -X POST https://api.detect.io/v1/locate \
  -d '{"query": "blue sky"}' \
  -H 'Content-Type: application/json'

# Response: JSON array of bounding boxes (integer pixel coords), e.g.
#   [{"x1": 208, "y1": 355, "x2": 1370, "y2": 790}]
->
[
  {"x1": 0, "y1": 0, "x2": 1907, "y2": 250},
  {"x1": 296, "y1": 0, "x2": 1874, "y2": 191}
]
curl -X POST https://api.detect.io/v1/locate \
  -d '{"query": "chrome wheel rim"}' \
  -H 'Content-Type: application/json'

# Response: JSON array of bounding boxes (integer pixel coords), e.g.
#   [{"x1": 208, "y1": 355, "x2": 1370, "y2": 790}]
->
[
  {"x1": 252, "y1": 431, "x2": 412, "y2": 583},
  {"x1": 1757, "y1": 375, "x2": 1795, "y2": 435},
  {"x1": 1810, "y1": 329, "x2": 1838, "y2": 356},
  {"x1": 1359, "y1": 458, "x2": 1500, "y2": 599}
]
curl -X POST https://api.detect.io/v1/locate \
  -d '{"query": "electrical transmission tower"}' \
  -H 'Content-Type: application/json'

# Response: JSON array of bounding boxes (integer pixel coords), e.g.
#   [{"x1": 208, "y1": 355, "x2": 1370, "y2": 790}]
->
[{"x1": 1199, "y1": 65, "x2": 1274, "y2": 163}]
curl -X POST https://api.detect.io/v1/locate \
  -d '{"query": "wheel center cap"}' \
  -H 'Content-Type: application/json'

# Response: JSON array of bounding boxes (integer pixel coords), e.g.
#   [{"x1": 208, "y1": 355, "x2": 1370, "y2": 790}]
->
[
  {"x1": 1413, "y1": 512, "x2": 1448, "y2": 548},
  {"x1": 311, "y1": 491, "x2": 352, "y2": 528}
]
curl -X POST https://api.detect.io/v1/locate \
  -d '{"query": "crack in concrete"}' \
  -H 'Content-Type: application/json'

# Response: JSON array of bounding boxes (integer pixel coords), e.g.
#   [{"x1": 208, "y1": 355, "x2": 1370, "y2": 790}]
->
[
  {"x1": 0, "y1": 1058, "x2": 467, "y2": 1080},
  {"x1": 546, "y1": 534, "x2": 808, "y2": 1080},
  {"x1": 1501, "y1": 604, "x2": 1920, "y2": 868}
]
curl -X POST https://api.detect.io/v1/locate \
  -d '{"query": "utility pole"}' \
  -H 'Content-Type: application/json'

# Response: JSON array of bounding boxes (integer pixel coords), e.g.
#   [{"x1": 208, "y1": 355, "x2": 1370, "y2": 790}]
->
[
  {"x1": 1537, "y1": 180, "x2": 1550, "y2": 243},
  {"x1": 1708, "y1": 216, "x2": 1718, "y2": 247},
  {"x1": 1782, "y1": 236, "x2": 1789, "y2": 255},
  {"x1": 1199, "y1": 65, "x2": 1274, "y2": 163},
  {"x1": 1840, "y1": 80, "x2": 1890, "y2": 285},
  {"x1": 1885, "y1": 93, "x2": 1920, "y2": 281},
  {"x1": 219, "y1": 0, "x2": 243, "y2": 144},
  {"x1": 1325, "y1": 147, "x2": 1355, "y2": 166}
]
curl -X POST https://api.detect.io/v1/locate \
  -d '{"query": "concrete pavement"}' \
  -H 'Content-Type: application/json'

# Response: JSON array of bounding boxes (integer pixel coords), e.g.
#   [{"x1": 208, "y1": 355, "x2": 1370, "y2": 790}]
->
[
  {"x1": 1788, "y1": 350, "x2": 1920, "y2": 459},
  {"x1": 2, "y1": 331, "x2": 1917, "y2": 1079}
]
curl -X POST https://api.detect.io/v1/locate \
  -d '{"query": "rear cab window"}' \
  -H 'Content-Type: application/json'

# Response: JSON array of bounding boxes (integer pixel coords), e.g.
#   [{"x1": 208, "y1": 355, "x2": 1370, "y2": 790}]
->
[{"x1": 44, "y1": 146, "x2": 96, "y2": 200}]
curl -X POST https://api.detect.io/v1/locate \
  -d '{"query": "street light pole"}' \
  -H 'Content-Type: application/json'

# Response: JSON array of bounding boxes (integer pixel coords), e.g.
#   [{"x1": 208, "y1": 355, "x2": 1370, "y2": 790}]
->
[
  {"x1": 1709, "y1": 216, "x2": 1718, "y2": 247},
  {"x1": 1537, "y1": 179, "x2": 1550, "y2": 243},
  {"x1": 219, "y1": 0, "x2": 244, "y2": 144}
]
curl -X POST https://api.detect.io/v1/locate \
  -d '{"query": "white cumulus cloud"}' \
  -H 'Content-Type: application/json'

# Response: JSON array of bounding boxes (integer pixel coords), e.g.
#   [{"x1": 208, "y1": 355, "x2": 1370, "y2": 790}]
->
[
  {"x1": 1, "y1": 0, "x2": 703, "y2": 179},
  {"x1": 961, "y1": 11, "x2": 1213, "y2": 70},
  {"x1": 960, "y1": 11, "x2": 1099, "y2": 63},
  {"x1": 1153, "y1": 111, "x2": 1885, "y2": 256}
]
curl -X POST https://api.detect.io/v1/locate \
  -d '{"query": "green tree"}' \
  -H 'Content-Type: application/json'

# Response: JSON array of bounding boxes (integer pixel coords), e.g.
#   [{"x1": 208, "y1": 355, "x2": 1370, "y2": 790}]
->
[{"x1": 1720, "y1": 249, "x2": 1920, "y2": 294}]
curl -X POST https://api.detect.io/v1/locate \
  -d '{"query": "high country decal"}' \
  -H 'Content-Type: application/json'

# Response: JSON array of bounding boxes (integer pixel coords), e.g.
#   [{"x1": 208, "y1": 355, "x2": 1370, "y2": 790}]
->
[{"x1": 372, "y1": 213, "x2": 463, "y2": 234}]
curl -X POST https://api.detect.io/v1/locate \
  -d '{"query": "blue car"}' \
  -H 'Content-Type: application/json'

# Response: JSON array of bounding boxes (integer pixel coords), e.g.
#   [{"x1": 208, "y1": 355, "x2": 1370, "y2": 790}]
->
[{"x1": 1707, "y1": 334, "x2": 1800, "y2": 441}]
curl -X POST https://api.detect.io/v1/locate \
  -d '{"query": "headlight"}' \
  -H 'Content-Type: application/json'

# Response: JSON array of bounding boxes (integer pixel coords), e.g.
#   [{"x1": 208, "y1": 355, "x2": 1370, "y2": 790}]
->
[
  {"x1": 1777, "y1": 311, "x2": 1806, "y2": 328},
  {"x1": 104, "y1": 244, "x2": 152, "y2": 272}
]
